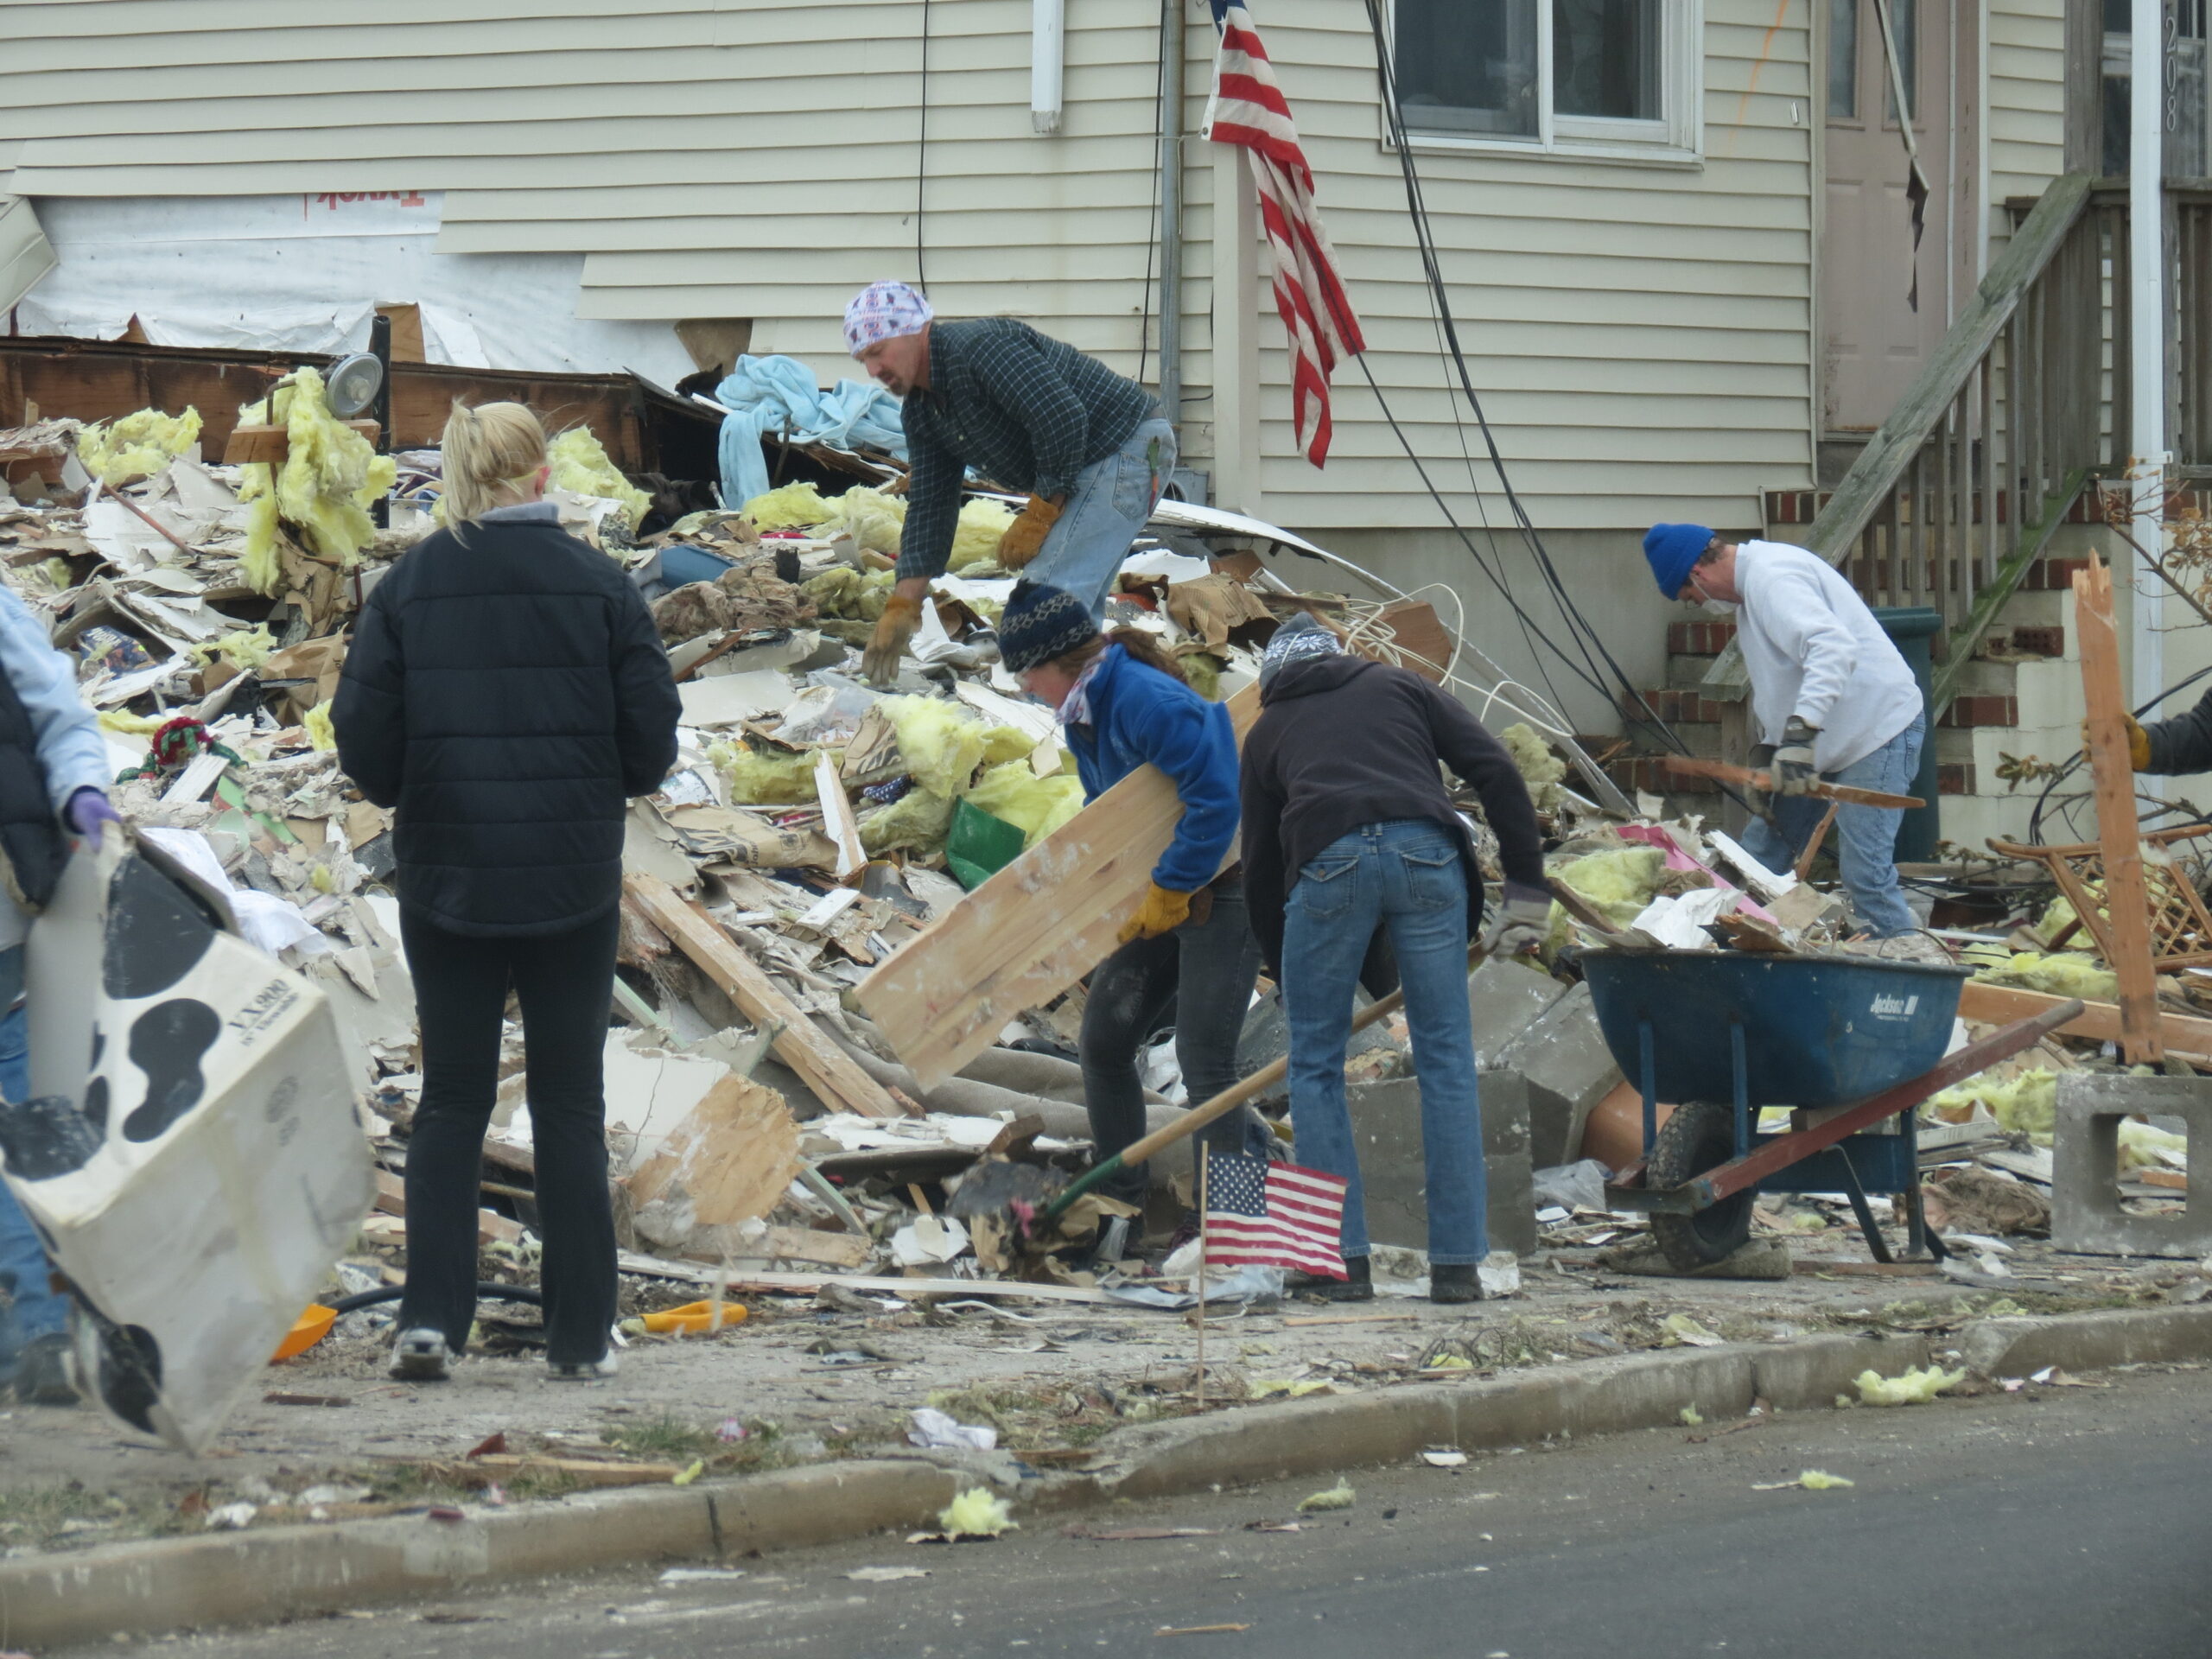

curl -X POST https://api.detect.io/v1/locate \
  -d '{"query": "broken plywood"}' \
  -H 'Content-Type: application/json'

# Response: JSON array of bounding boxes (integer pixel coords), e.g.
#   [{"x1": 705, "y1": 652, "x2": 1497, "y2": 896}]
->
[
  {"x1": 625, "y1": 1071, "x2": 804, "y2": 1260},
  {"x1": 855, "y1": 684, "x2": 1261, "y2": 1089}
]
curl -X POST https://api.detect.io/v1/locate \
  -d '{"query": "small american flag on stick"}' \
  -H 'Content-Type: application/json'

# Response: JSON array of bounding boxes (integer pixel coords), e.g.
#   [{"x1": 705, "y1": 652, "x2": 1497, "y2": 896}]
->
[
  {"x1": 1204, "y1": 0, "x2": 1365, "y2": 468},
  {"x1": 1202, "y1": 1150, "x2": 1348, "y2": 1280}
]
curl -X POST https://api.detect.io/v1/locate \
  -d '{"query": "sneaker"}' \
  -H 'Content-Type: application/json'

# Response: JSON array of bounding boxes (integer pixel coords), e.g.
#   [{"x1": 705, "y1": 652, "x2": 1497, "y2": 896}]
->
[
  {"x1": 1288, "y1": 1256, "x2": 1373, "y2": 1302},
  {"x1": 1429, "y1": 1264, "x2": 1484, "y2": 1305},
  {"x1": 548, "y1": 1352, "x2": 619, "y2": 1382},
  {"x1": 13, "y1": 1332, "x2": 78, "y2": 1406},
  {"x1": 390, "y1": 1328, "x2": 451, "y2": 1382}
]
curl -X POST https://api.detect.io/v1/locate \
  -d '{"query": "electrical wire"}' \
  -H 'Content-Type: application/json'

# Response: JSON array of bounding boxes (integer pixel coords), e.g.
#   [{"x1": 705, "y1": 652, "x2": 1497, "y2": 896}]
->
[
  {"x1": 1357, "y1": 0, "x2": 1693, "y2": 758},
  {"x1": 2024, "y1": 666, "x2": 2212, "y2": 846},
  {"x1": 915, "y1": 0, "x2": 932, "y2": 289},
  {"x1": 1136, "y1": 0, "x2": 1168, "y2": 385}
]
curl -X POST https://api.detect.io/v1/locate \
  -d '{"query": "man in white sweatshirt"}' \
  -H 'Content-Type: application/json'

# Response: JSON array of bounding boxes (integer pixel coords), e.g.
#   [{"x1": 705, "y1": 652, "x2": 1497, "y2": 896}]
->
[{"x1": 1643, "y1": 524, "x2": 1926, "y2": 937}]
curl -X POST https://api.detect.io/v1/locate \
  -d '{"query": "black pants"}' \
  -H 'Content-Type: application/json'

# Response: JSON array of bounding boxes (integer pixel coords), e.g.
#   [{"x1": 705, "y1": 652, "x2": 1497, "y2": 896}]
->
[
  {"x1": 1078, "y1": 879, "x2": 1263, "y2": 1207},
  {"x1": 397, "y1": 907, "x2": 620, "y2": 1366}
]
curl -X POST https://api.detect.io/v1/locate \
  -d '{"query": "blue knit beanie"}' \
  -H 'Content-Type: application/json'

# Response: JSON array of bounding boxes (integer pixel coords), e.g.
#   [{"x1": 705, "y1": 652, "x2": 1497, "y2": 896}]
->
[
  {"x1": 1643, "y1": 523, "x2": 1715, "y2": 600},
  {"x1": 1260, "y1": 611, "x2": 1344, "y2": 689},
  {"x1": 998, "y1": 581, "x2": 1098, "y2": 675}
]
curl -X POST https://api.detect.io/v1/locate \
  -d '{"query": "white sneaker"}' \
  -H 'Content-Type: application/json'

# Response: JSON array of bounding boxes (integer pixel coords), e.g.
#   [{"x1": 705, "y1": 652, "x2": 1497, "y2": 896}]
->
[
  {"x1": 547, "y1": 1351, "x2": 618, "y2": 1382},
  {"x1": 390, "y1": 1328, "x2": 451, "y2": 1382}
]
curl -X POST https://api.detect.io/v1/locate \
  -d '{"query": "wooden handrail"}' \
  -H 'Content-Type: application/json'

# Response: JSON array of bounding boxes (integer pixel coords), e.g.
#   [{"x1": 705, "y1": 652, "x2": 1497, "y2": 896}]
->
[{"x1": 1703, "y1": 172, "x2": 2096, "y2": 696}]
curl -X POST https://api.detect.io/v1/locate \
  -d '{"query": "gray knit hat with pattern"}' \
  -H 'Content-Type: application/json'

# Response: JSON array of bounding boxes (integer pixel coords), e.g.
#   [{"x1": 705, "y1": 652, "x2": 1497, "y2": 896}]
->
[{"x1": 1259, "y1": 611, "x2": 1344, "y2": 688}]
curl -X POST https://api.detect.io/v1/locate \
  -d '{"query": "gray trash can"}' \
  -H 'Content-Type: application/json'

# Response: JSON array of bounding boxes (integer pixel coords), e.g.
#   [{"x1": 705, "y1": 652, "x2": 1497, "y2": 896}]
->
[{"x1": 1871, "y1": 607, "x2": 1942, "y2": 863}]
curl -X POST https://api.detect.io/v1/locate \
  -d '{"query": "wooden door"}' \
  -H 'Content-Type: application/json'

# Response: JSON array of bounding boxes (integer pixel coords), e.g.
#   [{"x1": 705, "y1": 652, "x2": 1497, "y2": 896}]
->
[{"x1": 1821, "y1": 0, "x2": 1976, "y2": 433}]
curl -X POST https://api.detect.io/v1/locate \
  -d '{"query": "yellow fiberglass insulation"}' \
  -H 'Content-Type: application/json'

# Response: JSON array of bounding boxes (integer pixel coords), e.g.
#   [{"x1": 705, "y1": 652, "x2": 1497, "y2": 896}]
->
[
  {"x1": 802, "y1": 566, "x2": 893, "y2": 621},
  {"x1": 955, "y1": 498, "x2": 1019, "y2": 563},
  {"x1": 963, "y1": 762, "x2": 1084, "y2": 846},
  {"x1": 548, "y1": 427, "x2": 652, "y2": 531},
  {"x1": 1924, "y1": 1066, "x2": 2057, "y2": 1141},
  {"x1": 880, "y1": 695, "x2": 987, "y2": 798},
  {"x1": 189, "y1": 626, "x2": 276, "y2": 673},
  {"x1": 2118, "y1": 1119, "x2": 2188, "y2": 1173},
  {"x1": 938, "y1": 1487, "x2": 1016, "y2": 1537},
  {"x1": 823, "y1": 486, "x2": 907, "y2": 555},
  {"x1": 237, "y1": 368, "x2": 397, "y2": 594},
  {"x1": 709, "y1": 740, "x2": 823, "y2": 806},
  {"x1": 1977, "y1": 950, "x2": 2120, "y2": 1002},
  {"x1": 302, "y1": 704, "x2": 337, "y2": 752},
  {"x1": 1855, "y1": 1364, "x2": 1966, "y2": 1406},
  {"x1": 859, "y1": 786, "x2": 955, "y2": 855},
  {"x1": 1501, "y1": 722, "x2": 1567, "y2": 813},
  {"x1": 1555, "y1": 846, "x2": 1668, "y2": 927},
  {"x1": 978, "y1": 724, "x2": 1037, "y2": 766},
  {"x1": 77, "y1": 406, "x2": 204, "y2": 487},
  {"x1": 741, "y1": 480, "x2": 832, "y2": 530},
  {"x1": 1179, "y1": 652, "x2": 1224, "y2": 702}
]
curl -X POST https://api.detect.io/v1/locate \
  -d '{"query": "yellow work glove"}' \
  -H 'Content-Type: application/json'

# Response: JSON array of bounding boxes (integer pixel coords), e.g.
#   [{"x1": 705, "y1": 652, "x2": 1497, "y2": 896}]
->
[
  {"x1": 995, "y1": 495, "x2": 1064, "y2": 570},
  {"x1": 862, "y1": 593, "x2": 925, "y2": 685},
  {"x1": 2080, "y1": 713, "x2": 2152, "y2": 772},
  {"x1": 1117, "y1": 882, "x2": 1193, "y2": 944}
]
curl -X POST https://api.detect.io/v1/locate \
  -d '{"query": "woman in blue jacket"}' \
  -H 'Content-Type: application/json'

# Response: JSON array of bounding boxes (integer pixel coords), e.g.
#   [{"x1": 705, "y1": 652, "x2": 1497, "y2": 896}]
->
[{"x1": 997, "y1": 581, "x2": 1257, "y2": 1229}]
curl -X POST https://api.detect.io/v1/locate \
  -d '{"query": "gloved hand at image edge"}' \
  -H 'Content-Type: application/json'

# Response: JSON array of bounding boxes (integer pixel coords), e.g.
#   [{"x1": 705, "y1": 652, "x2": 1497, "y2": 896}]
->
[
  {"x1": 63, "y1": 787, "x2": 120, "y2": 849},
  {"x1": 2080, "y1": 713, "x2": 2152, "y2": 772},
  {"x1": 1480, "y1": 881, "x2": 1554, "y2": 958},
  {"x1": 1773, "y1": 718, "x2": 1819, "y2": 797},
  {"x1": 995, "y1": 496, "x2": 1063, "y2": 570},
  {"x1": 862, "y1": 593, "x2": 926, "y2": 685},
  {"x1": 1117, "y1": 881, "x2": 1193, "y2": 944}
]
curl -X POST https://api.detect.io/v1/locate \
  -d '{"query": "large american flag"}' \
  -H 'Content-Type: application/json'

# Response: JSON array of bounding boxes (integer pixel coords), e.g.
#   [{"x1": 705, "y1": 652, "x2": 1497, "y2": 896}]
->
[
  {"x1": 1203, "y1": 1150, "x2": 1348, "y2": 1280},
  {"x1": 1203, "y1": 0, "x2": 1365, "y2": 468}
]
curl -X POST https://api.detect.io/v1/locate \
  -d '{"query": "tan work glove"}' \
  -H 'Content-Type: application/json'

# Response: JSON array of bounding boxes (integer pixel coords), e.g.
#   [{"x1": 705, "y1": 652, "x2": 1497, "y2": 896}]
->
[
  {"x1": 2081, "y1": 714, "x2": 2152, "y2": 772},
  {"x1": 1117, "y1": 882, "x2": 1193, "y2": 944},
  {"x1": 862, "y1": 593, "x2": 925, "y2": 685},
  {"x1": 1480, "y1": 883, "x2": 1554, "y2": 959},
  {"x1": 995, "y1": 495, "x2": 1064, "y2": 570}
]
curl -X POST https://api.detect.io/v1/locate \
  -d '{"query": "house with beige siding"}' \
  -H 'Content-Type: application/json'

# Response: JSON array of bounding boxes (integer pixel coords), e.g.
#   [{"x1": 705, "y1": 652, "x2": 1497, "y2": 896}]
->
[{"x1": 3, "y1": 0, "x2": 2183, "y2": 848}]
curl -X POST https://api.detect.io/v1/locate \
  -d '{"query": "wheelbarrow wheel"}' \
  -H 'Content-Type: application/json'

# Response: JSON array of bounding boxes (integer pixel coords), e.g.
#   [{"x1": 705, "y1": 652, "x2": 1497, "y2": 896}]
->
[{"x1": 1645, "y1": 1101, "x2": 1754, "y2": 1271}]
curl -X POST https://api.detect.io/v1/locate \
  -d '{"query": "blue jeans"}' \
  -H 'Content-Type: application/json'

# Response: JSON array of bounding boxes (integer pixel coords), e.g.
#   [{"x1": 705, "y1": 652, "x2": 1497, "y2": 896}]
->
[
  {"x1": 1281, "y1": 821, "x2": 1488, "y2": 1264},
  {"x1": 0, "y1": 944, "x2": 62, "y2": 1353},
  {"x1": 1027, "y1": 416, "x2": 1176, "y2": 622},
  {"x1": 1743, "y1": 715, "x2": 1926, "y2": 938}
]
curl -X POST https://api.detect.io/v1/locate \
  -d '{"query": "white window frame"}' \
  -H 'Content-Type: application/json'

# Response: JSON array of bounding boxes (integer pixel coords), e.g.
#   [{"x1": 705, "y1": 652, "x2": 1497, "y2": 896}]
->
[{"x1": 1382, "y1": 0, "x2": 1705, "y2": 167}]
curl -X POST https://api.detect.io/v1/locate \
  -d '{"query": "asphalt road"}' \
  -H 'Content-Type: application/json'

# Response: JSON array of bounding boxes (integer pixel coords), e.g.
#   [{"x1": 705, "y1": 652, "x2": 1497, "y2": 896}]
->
[{"x1": 100, "y1": 1366, "x2": 2212, "y2": 1659}]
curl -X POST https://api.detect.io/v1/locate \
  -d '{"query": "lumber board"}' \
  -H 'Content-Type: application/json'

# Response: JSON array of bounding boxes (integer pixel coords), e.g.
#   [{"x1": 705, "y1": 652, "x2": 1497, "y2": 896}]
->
[
  {"x1": 221, "y1": 419, "x2": 378, "y2": 465},
  {"x1": 2072, "y1": 557, "x2": 2164, "y2": 1063},
  {"x1": 616, "y1": 1251, "x2": 1121, "y2": 1302},
  {"x1": 854, "y1": 683, "x2": 1262, "y2": 1090},
  {"x1": 624, "y1": 872, "x2": 904, "y2": 1120},
  {"x1": 1956, "y1": 980, "x2": 2212, "y2": 1059}
]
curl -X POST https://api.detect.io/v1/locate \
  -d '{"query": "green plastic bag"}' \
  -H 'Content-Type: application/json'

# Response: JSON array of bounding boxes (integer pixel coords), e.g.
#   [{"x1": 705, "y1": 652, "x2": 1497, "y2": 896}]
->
[{"x1": 945, "y1": 799, "x2": 1027, "y2": 891}]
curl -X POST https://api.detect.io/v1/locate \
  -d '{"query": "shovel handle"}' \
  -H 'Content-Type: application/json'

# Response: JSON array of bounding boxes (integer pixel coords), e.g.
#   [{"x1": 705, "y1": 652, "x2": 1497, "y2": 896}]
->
[{"x1": 1036, "y1": 939, "x2": 1489, "y2": 1227}]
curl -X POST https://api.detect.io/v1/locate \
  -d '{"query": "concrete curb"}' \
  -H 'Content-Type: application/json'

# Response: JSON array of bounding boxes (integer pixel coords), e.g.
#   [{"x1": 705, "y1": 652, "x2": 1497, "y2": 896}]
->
[{"x1": 8, "y1": 1305, "x2": 2211, "y2": 1649}]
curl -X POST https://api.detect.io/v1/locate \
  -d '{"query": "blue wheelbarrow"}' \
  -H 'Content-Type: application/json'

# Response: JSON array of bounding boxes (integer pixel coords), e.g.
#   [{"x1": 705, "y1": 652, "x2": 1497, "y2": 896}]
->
[{"x1": 1580, "y1": 950, "x2": 2082, "y2": 1270}]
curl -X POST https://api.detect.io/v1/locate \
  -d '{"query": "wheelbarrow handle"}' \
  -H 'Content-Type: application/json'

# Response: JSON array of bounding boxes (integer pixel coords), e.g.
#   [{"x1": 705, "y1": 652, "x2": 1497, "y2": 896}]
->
[{"x1": 1037, "y1": 938, "x2": 1490, "y2": 1228}]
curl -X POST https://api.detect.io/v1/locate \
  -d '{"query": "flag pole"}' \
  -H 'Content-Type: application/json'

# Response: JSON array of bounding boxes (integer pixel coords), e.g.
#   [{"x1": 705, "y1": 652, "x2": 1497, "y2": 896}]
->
[{"x1": 1195, "y1": 1144, "x2": 1209, "y2": 1412}]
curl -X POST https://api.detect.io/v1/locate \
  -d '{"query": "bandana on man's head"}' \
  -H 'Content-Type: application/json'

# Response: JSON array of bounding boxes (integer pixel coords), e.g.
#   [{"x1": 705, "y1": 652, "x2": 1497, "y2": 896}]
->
[{"x1": 843, "y1": 281, "x2": 935, "y2": 356}]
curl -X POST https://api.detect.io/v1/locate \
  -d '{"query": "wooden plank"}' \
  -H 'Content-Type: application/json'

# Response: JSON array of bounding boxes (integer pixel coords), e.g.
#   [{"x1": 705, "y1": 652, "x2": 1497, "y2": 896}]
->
[
  {"x1": 1955, "y1": 980, "x2": 2212, "y2": 1059},
  {"x1": 615, "y1": 1251, "x2": 1122, "y2": 1303},
  {"x1": 854, "y1": 684, "x2": 1262, "y2": 1090},
  {"x1": 623, "y1": 872, "x2": 905, "y2": 1120},
  {"x1": 221, "y1": 419, "x2": 378, "y2": 465},
  {"x1": 1705, "y1": 172, "x2": 2095, "y2": 694},
  {"x1": 2072, "y1": 557, "x2": 2164, "y2": 1064}
]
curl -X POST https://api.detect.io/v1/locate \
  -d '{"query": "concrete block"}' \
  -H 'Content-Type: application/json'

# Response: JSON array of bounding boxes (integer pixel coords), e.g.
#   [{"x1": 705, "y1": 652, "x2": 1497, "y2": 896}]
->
[
  {"x1": 1467, "y1": 957, "x2": 1569, "y2": 1065},
  {"x1": 1346, "y1": 1075, "x2": 1536, "y2": 1257},
  {"x1": 2053, "y1": 1073, "x2": 2212, "y2": 1259},
  {"x1": 1487, "y1": 983, "x2": 1624, "y2": 1168}
]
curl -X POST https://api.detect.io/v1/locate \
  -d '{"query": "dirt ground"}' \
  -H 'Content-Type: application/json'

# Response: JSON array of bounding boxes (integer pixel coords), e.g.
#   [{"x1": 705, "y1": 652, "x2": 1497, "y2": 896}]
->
[{"x1": 0, "y1": 1217, "x2": 2192, "y2": 1562}]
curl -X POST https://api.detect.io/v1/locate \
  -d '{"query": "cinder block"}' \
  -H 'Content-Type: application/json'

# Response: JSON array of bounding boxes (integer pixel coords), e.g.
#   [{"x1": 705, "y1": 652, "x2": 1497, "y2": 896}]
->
[
  {"x1": 1467, "y1": 957, "x2": 1570, "y2": 1065},
  {"x1": 1487, "y1": 983, "x2": 1625, "y2": 1168},
  {"x1": 2053, "y1": 1073, "x2": 2212, "y2": 1259},
  {"x1": 1345, "y1": 1075, "x2": 1536, "y2": 1257}
]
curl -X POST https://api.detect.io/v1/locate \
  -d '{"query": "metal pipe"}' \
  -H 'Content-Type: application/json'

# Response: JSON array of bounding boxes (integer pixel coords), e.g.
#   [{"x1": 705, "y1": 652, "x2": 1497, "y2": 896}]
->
[
  {"x1": 2129, "y1": 0, "x2": 2168, "y2": 721},
  {"x1": 1031, "y1": 0, "x2": 1065, "y2": 134},
  {"x1": 1158, "y1": 0, "x2": 1185, "y2": 444}
]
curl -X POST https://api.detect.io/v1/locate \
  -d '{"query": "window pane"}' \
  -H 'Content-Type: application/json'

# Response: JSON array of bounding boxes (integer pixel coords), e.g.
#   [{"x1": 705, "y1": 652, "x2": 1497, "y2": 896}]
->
[
  {"x1": 1828, "y1": 0, "x2": 1858, "y2": 118},
  {"x1": 1395, "y1": 0, "x2": 1540, "y2": 137},
  {"x1": 1554, "y1": 0, "x2": 1662, "y2": 122}
]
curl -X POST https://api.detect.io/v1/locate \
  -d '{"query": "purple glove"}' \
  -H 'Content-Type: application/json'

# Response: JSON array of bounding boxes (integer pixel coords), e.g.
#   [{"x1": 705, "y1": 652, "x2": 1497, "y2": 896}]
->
[{"x1": 64, "y1": 787, "x2": 121, "y2": 849}]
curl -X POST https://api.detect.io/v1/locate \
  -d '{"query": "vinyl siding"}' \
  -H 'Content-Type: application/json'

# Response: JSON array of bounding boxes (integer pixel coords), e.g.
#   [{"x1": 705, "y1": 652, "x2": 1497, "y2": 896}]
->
[
  {"x1": 1988, "y1": 0, "x2": 2069, "y2": 219},
  {"x1": 0, "y1": 0, "x2": 1821, "y2": 531}
]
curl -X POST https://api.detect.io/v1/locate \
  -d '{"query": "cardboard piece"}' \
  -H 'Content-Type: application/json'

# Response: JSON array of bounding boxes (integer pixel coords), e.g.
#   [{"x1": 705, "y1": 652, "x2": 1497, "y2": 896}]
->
[
  {"x1": 625, "y1": 1071, "x2": 805, "y2": 1260},
  {"x1": 6, "y1": 841, "x2": 371, "y2": 1453}
]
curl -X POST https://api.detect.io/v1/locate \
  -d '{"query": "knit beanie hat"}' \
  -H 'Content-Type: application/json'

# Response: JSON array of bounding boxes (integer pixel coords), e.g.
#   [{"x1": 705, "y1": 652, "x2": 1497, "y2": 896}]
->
[
  {"x1": 1259, "y1": 611, "x2": 1344, "y2": 688},
  {"x1": 999, "y1": 581, "x2": 1098, "y2": 675},
  {"x1": 1643, "y1": 523, "x2": 1715, "y2": 600},
  {"x1": 843, "y1": 281, "x2": 935, "y2": 355}
]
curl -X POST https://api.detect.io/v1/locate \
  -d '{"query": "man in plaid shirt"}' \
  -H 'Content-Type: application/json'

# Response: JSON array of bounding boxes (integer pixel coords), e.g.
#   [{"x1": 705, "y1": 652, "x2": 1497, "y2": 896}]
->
[{"x1": 842, "y1": 280, "x2": 1178, "y2": 683}]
